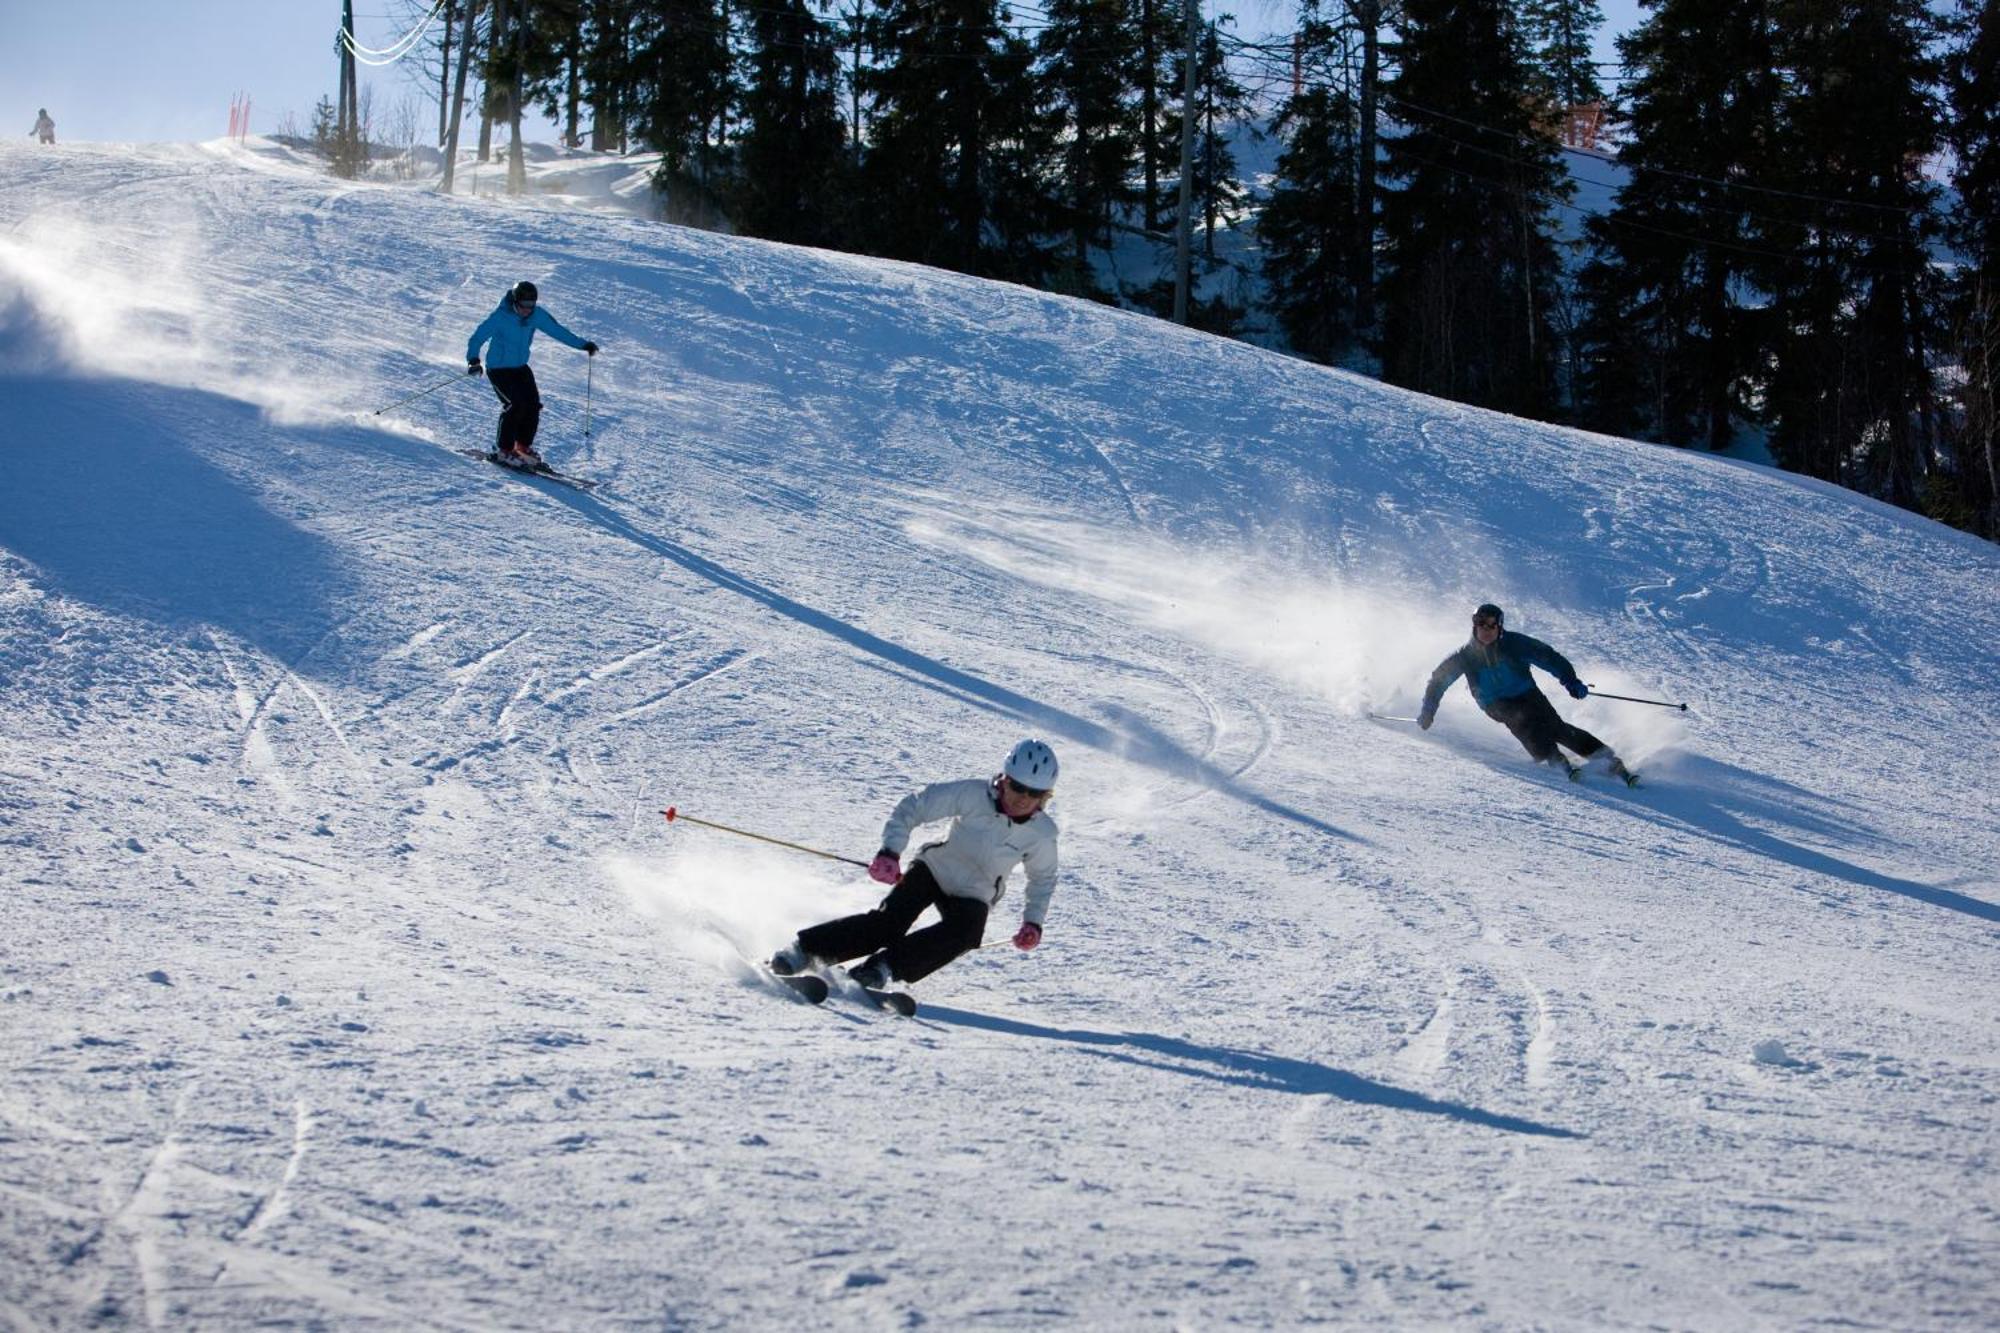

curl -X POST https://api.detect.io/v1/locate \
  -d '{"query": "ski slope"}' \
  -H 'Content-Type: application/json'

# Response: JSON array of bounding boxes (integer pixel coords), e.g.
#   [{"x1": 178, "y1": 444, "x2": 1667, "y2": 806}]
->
[{"x1": 2, "y1": 137, "x2": 1996, "y2": 1330}]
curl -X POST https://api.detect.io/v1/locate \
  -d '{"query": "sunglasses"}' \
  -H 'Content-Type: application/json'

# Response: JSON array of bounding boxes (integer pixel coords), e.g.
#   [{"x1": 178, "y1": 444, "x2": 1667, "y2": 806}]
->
[{"x1": 1001, "y1": 776, "x2": 1052, "y2": 801}]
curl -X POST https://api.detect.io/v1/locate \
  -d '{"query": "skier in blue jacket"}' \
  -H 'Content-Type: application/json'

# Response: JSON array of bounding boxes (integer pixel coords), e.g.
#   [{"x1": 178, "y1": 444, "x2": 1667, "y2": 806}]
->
[
  {"x1": 1418, "y1": 604, "x2": 1635, "y2": 782},
  {"x1": 466, "y1": 281, "x2": 597, "y2": 468}
]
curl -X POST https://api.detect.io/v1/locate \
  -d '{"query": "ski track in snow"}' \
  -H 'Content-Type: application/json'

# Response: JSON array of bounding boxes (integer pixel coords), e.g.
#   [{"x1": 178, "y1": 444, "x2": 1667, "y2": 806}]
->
[{"x1": 2, "y1": 137, "x2": 1997, "y2": 1330}]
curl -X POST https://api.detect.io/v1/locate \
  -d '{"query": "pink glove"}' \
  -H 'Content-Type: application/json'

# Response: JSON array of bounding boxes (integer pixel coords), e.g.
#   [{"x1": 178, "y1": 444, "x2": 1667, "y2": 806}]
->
[
  {"x1": 1013, "y1": 922, "x2": 1042, "y2": 950},
  {"x1": 868, "y1": 852, "x2": 903, "y2": 885}
]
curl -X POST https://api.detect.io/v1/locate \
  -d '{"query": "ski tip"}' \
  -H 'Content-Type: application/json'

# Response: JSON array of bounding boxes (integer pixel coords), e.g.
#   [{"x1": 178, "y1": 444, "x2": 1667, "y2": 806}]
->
[
  {"x1": 862, "y1": 987, "x2": 918, "y2": 1017},
  {"x1": 775, "y1": 972, "x2": 829, "y2": 1004}
]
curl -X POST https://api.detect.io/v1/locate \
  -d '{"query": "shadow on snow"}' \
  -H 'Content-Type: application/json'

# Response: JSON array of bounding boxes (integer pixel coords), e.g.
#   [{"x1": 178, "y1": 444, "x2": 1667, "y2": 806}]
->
[
  {"x1": 2, "y1": 375, "x2": 356, "y2": 668},
  {"x1": 494, "y1": 469, "x2": 1361, "y2": 847},
  {"x1": 919, "y1": 1005, "x2": 1581, "y2": 1140},
  {"x1": 1602, "y1": 754, "x2": 1999, "y2": 925}
]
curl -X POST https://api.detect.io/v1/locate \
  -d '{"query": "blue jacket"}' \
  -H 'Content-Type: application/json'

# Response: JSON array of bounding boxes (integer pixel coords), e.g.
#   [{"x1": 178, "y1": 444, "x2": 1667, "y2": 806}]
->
[
  {"x1": 1422, "y1": 630, "x2": 1582, "y2": 715},
  {"x1": 467, "y1": 294, "x2": 588, "y2": 369}
]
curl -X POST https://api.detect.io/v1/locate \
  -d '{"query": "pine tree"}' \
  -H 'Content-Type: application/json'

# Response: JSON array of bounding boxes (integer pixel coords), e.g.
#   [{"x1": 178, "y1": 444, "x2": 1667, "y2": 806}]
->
[
  {"x1": 858, "y1": 0, "x2": 1055, "y2": 280},
  {"x1": 1750, "y1": 0, "x2": 1944, "y2": 508},
  {"x1": 582, "y1": 0, "x2": 638, "y2": 153},
  {"x1": 1377, "y1": 0, "x2": 1569, "y2": 417},
  {"x1": 630, "y1": 0, "x2": 737, "y2": 226},
  {"x1": 1520, "y1": 0, "x2": 1606, "y2": 109},
  {"x1": 1133, "y1": 0, "x2": 1183, "y2": 232},
  {"x1": 734, "y1": 0, "x2": 849, "y2": 245},
  {"x1": 1186, "y1": 17, "x2": 1255, "y2": 260},
  {"x1": 1260, "y1": 78, "x2": 1361, "y2": 363},
  {"x1": 1573, "y1": 0, "x2": 1779, "y2": 447},
  {"x1": 519, "y1": 1, "x2": 595, "y2": 151},
  {"x1": 1942, "y1": 0, "x2": 2000, "y2": 538},
  {"x1": 1037, "y1": 0, "x2": 1143, "y2": 272}
]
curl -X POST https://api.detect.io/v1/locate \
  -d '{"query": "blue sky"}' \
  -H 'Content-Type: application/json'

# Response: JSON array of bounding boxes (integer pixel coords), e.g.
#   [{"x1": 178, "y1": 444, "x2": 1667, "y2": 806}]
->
[{"x1": 4, "y1": 0, "x2": 1643, "y2": 146}]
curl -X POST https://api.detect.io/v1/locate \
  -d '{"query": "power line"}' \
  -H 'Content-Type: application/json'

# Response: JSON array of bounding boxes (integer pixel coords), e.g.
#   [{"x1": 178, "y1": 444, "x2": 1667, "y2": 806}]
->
[{"x1": 342, "y1": 0, "x2": 448, "y2": 67}]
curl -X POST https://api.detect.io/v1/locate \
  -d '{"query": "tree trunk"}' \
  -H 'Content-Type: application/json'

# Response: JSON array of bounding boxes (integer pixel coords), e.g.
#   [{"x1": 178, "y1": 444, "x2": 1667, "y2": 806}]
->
[
  {"x1": 503, "y1": 0, "x2": 526, "y2": 194},
  {"x1": 1351, "y1": 0, "x2": 1380, "y2": 339},
  {"x1": 442, "y1": 0, "x2": 479, "y2": 192},
  {"x1": 438, "y1": 0, "x2": 455, "y2": 147}
]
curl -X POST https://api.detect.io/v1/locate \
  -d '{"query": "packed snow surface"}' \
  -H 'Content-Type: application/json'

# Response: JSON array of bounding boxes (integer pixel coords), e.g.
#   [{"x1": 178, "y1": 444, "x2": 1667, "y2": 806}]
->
[{"x1": 3, "y1": 138, "x2": 1997, "y2": 1329}]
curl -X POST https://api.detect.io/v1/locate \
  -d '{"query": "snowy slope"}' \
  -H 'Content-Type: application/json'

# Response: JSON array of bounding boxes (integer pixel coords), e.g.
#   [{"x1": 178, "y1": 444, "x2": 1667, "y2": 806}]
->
[{"x1": 2, "y1": 137, "x2": 1996, "y2": 1330}]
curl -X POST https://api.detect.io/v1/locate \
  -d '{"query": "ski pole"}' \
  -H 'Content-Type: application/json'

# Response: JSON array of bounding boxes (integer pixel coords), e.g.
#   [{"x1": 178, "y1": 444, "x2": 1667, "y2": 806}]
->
[
  {"x1": 1367, "y1": 712, "x2": 1421, "y2": 724},
  {"x1": 1585, "y1": 688, "x2": 1688, "y2": 711},
  {"x1": 374, "y1": 371, "x2": 465, "y2": 416},
  {"x1": 660, "y1": 807, "x2": 871, "y2": 868},
  {"x1": 583, "y1": 355, "x2": 594, "y2": 443}
]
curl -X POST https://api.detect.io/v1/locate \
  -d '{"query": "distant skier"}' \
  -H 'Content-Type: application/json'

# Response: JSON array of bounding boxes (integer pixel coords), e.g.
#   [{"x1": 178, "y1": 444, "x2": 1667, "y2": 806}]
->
[
  {"x1": 770, "y1": 740, "x2": 1062, "y2": 992},
  {"x1": 1417, "y1": 604, "x2": 1636, "y2": 782},
  {"x1": 30, "y1": 109, "x2": 54, "y2": 144},
  {"x1": 465, "y1": 280, "x2": 597, "y2": 469}
]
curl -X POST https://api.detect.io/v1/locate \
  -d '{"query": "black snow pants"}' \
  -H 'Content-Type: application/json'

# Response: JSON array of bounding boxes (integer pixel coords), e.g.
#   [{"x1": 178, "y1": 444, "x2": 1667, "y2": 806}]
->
[
  {"x1": 1484, "y1": 688, "x2": 1607, "y2": 764},
  {"x1": 796, "y1": 861, "x2": 989, "y2": 985},
  {"x1": 487, "y1": 364, "x2": 543, "y2": 453}
]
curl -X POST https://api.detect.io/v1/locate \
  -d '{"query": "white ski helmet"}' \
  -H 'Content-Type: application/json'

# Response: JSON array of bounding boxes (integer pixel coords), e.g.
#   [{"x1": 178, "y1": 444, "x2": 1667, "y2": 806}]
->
[{"x1": 1003, "y1": 739, "x2": 1058, "y2": 793}]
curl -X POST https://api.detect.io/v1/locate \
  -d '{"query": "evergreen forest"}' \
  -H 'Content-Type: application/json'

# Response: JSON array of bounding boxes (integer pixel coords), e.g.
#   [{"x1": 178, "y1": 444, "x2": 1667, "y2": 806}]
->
[{"x1": 356, "y1": 0, "x2": 1999, "y2": 541}]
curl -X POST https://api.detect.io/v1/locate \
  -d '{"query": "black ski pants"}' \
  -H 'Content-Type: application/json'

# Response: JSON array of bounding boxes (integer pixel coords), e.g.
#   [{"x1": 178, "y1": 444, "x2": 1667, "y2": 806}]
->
[
  {"x1": 487, "y1": 364, "x2": 542, "y2": 453},
  {"x1": 796, "y1": 861, "x2": 988, "y2": 984},
  {"x1": 1484, "y1": 688, "x2": 1607, "y2": 764}
]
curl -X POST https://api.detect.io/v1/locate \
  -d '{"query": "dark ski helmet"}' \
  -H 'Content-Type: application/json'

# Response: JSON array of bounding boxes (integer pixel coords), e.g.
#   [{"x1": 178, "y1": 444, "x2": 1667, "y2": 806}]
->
[
  {"x1": 510, "y1": 280, "x2": 538, "y2": 306},
  {"x1": 1473, "y1": 603, "x2": 1504, "y2": 626}
]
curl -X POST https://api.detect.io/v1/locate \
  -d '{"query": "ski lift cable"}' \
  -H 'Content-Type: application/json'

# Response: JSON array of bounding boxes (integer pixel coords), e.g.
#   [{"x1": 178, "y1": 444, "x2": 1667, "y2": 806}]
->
[
  {"x1": 341, "y1": 0, "x2": 444, "y2": 56},
  {"x1": 341, "y1": 0, "x2": 447, "y2": 65}
]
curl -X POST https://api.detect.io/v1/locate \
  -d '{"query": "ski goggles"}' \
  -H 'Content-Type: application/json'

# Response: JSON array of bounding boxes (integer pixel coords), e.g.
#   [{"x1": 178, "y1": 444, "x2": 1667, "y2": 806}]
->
[{"x1": 1001, "y1": 776, "x2": 1052, "y2": 801}]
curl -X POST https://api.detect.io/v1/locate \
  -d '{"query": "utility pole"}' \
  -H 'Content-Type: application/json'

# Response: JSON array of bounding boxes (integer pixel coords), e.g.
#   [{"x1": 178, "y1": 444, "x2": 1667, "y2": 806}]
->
[
  {"x1": 438, "y1": 0, "x2": 456, "y2": 148},
  {"x1": 1172, "y1": 0, "x2": 1199, "y2": 325},
  {"x1": 336, "y1": 0, "x2": 361, "y2": 176}
]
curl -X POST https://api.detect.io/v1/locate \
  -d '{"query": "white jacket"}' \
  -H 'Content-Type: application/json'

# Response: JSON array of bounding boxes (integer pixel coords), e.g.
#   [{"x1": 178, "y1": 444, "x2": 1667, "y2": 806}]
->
[{"x1": 880, "y1": 778, "x2": 1059, "y2": 925}]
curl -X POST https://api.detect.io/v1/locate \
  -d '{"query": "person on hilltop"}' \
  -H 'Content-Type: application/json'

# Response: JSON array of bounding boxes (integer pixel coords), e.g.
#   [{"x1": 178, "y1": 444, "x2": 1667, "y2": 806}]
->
[
  {"x1": 770, "y1": 740, "x2": 1062, "y2": 993},
  {"x1": 1417, "y1": 603, "x2": 1637, "y2": 784},
  {"x1": 31, "y1": 109, "x2": 55, "y2": 145},
  {"x1": 465, "y1": 280, "x2": 597, "y2": 469}
]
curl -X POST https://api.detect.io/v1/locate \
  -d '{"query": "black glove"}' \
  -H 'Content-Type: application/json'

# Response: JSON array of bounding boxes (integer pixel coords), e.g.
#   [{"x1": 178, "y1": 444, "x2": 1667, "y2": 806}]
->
[
  {"x1": 582, "y1": 341, "x2": 598, "y2": 356},
  {"x1": 1565, "y1": 680, "x2": 1589, "y2": 700},
  {"x1": 467, "y1": 359, "x2": 483, "y2": 376},
  {"x1": 1417, "y1": 710, "x2": 1434, "y2": 731}
]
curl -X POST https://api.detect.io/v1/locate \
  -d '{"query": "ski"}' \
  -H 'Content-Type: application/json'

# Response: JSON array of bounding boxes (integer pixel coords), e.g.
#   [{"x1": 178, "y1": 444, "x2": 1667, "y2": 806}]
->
[
  {"x1": 456, "y1": 447, "x2": 597, "y2": 490},
  {"x1": 860, "y1": 987, "x2": 918, "y2": 1017},
  {"x1": 772, "y1": 971, "x2": 829, "y2": 1004}
]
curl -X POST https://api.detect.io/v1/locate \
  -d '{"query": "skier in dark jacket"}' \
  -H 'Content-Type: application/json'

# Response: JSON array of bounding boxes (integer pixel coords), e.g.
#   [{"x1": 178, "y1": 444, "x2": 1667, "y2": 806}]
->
[
  {"x1": 465, "y1": 280, "x2": 597, "y2": 469},
  {"x1": 1418, "y1": 604, "x2": 1636, "y2": 782}
]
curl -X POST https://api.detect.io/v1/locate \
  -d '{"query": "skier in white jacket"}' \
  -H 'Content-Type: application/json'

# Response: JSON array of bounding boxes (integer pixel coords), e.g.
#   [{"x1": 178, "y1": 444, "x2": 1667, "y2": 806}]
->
[{"x1": 771, "y1": 740, "x2": 1061, "y2": 991}]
